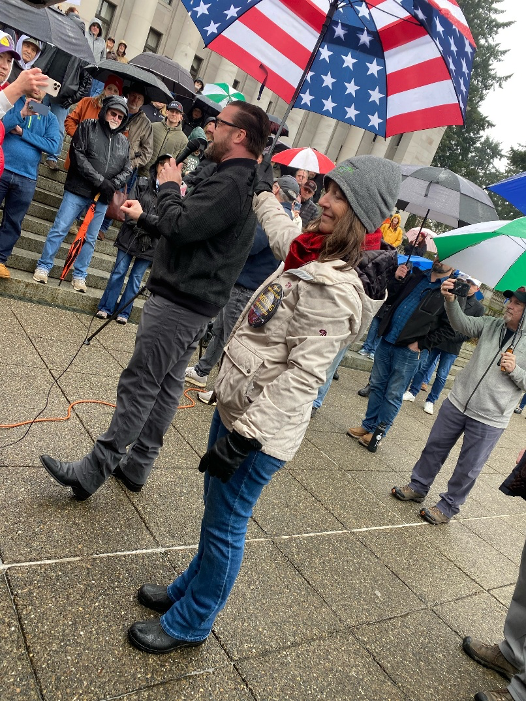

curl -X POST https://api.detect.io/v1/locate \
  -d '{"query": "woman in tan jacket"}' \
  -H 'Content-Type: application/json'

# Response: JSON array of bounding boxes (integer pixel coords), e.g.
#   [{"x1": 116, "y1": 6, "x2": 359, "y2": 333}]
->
[{"x1": 128, "y1": 155, "x2": 402, "y2": 654}]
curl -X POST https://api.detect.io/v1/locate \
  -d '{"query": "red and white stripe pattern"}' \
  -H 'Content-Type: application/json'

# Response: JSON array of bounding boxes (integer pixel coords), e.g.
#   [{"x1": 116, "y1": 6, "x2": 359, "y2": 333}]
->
[{"x1": 203, "y1": 0, "x2": 475, "y2": 137}]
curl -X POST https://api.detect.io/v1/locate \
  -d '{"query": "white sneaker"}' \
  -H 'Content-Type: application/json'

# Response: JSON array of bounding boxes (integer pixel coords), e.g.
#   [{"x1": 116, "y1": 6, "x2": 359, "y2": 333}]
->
[
  {"x1": 358, "y1": 348, "x2": 369, "y2": 356},
  {"x1": 368, "y1": 352, "x2": 375, "y2": 360},
  {"x1": 402, "y1": 391, "x2": 415, "y2": 402},
  {"x1": 185, "y1": 366, "x2": 208, "y2": 387},
  {"x1": 198, "y1": 390, "x2": 217, "y2": 406},
  {"x1": 33, "y1": 268, "x2": 48, "y2": 284},
  {"x1": 424, "y1": 401, "x2": 434, "y2": 415},
  {"x1": 71, "y1": 277, "x2": 87, "y2": 293}
]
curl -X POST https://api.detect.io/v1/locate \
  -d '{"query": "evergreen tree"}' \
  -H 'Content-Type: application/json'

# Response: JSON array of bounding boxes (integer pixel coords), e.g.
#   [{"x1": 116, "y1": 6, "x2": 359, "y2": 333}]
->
[{"x1": 432, "y1": 0, "x2": 512, "y2": 186}]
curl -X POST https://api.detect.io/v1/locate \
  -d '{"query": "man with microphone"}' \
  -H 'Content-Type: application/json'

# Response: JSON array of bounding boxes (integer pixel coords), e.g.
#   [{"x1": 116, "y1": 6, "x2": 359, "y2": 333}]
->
[{"x1": 40, "y1": 101, "x2": 271, "y2": 499}]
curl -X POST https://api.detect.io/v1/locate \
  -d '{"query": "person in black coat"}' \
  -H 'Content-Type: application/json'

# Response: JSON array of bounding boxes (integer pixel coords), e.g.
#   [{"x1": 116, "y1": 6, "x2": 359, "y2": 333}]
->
[
  {"x1": 97, "y1": 153, "x2": 170, "y2": 324},
  {"x1": 403, "y1": 277, "x2": 484, "y2": 413}
]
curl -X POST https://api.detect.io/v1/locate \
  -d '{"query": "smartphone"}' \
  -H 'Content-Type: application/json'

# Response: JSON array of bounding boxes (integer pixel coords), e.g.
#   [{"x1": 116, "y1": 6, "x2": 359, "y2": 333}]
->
[
  {"x1": 28, "y1": 101, "x2": 50, "y2": 116},
  {"x1": 43, "y1": 76, "x2": 61, "y2": 97},
  {"x1": 450, "y1": 279, "x2": 470, "y2": 297}
]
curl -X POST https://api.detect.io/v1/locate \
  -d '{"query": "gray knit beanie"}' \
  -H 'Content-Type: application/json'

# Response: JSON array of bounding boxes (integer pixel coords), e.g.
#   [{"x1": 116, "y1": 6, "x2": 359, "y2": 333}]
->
[{"x1": 325, "y1": 156, "x2": 402, "y2": 232}]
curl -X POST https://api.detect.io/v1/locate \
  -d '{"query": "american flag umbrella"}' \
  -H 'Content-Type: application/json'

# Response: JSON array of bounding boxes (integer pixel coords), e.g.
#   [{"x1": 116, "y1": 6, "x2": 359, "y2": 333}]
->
[
  {"x1": 179, "y1": 0, "x2": 475, "y2": 139},
  {"x1": 271, "y1": 147, "x2": 335, "y2": 174}
]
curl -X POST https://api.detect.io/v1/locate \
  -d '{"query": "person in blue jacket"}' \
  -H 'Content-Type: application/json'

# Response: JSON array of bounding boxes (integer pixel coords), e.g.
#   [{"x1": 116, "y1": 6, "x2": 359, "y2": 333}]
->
[{"x1": 0, "y1": 86, "x2": 59, "y2": 279}]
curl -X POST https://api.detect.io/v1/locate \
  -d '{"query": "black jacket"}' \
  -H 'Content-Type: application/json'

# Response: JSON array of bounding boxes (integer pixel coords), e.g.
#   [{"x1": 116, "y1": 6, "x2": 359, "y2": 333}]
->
[
  {"x1": 147, "y1": 157, "x2": 259, "y2": 317},
  {"x1": 37, "y1": 45, "x2": 91, "y2": 109},
  {"x1": 356, "y1": 241, "x2": 398, "y2": 301},
  {"x1": 378, "y1": 267, "x2": 455, "y2": 351},
  {"x1": 115, "y1": 163, "x2": 159, "y2": 261},
  {"x1": 65, "y1": 97, "x2": 132, "y2": 199},
  {"x1": 183, "y1": 158, "x2": 217, "y2": 194},
  {"x1": 436, "y1": 293, "x2": 484, "y2": 355}
]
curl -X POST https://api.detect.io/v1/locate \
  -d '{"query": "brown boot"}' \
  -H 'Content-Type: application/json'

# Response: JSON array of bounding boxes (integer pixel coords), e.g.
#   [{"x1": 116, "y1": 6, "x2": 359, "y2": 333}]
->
[
  {"x1": 0, "y1": 262, "x2": 10, "y2": 279},
  {"x1": 346, "y1": 426, "x2": 368, "y2": 439},
  {"x1": 97, "y1": 231, "x2": 105, "y2": 241},
  {"x1": 463, "y1": 637, "x2": 519, "y2": 681}
]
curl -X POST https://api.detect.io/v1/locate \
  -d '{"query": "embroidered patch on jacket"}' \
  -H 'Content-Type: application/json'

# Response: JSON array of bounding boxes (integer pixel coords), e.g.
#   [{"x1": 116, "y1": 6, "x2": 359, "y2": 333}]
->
[{"x1": 248, "y1": 283, "x2": 283, "y2": 328}]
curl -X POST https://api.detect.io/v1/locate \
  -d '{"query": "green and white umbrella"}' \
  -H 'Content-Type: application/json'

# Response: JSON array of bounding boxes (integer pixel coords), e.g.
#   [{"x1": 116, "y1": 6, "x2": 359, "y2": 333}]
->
[
  {"x1": 434, "y1": 218, "x2": 526, "y2": 292},
  {"x1": 202, "y1": 82, "x2": 245, "y2": 108}
]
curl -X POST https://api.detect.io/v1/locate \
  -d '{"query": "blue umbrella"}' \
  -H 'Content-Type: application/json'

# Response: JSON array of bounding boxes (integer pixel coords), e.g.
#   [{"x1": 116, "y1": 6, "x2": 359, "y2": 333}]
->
[{"x1": 487, "y1": 172, "x2": 526, "y2": 215}]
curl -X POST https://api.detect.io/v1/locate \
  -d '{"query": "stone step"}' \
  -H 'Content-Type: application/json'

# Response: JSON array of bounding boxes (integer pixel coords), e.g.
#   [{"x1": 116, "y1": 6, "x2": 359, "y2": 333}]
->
[
  {"x1": 0, "y1": 210, "x2": 119, "y2": 242},
  {"x1": 0, "y1": 268, "x2": 145, "y2": 324},
  {"x1": 9, "y1": 246, "x2": 116, "y2": 290},
  {"x1": 38, "y1": 161, "x2": 67, "y2": 184},
  {"x1": 12, "y1": 231, "x2": 118, "y2": 274}
]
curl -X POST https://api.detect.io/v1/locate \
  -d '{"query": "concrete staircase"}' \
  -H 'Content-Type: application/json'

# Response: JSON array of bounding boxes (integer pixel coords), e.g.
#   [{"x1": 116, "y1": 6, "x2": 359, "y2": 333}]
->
[
  {"x1": 341, "y1": 339, "x2": 475, "y2": 390},
  {"x1": 0, "y1": 139, "x2": 146, "y2": 323}
]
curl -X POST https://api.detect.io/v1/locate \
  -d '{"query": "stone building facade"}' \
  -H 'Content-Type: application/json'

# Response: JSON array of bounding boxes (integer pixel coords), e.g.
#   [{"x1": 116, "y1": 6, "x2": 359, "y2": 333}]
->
[{"x1": 64, "y1": 0, "x2": 445, "y2": 166}]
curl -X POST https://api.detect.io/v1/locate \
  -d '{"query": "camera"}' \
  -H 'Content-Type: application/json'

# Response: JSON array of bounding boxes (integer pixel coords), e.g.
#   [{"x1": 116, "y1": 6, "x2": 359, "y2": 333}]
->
[{"x1": 450, "y1": 279, "x2": 470, "y2": 297}]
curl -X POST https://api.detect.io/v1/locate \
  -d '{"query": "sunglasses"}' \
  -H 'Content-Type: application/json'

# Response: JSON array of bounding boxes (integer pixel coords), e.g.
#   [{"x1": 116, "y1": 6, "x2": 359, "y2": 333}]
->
[
  {"x1": 108, "y1": 110, "x2": 125, "y2": 121},
  {"x1": 215, "y1": 116, "x2": 245, "y2": 131}
]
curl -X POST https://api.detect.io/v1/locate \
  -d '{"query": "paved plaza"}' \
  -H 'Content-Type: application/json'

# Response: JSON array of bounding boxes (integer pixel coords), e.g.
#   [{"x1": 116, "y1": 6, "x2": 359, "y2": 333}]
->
[{"x1": 1, "y1": 296, "x2": 525, "y2": 701}]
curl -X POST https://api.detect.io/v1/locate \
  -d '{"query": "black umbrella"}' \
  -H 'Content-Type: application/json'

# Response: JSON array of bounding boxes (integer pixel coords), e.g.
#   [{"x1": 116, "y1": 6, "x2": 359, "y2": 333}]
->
[
  {"x1": 85, "y1": 61, "x2": 173, "y2": 104},
  {"x1": 0, "y1": 0, "x2": 95, "y2": 62},
  {"x1": 397, "y1": 165, "x2": 497, "y2": 229},
  {"x1": 267, "y1": 114, "x2": 289, "y2": 138},
  {"x1": 129, "y1": 53, "x2": 195, "y2": 99},
  {"x1": 192, "y1": 93, "x2": 221, "y2": 119}
]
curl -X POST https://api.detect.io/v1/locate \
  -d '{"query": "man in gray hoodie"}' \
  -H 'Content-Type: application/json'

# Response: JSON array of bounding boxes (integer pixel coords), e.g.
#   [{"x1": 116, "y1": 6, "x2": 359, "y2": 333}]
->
[{"x1": 392, "y1": 285, "x2": 526, "y2": 524}]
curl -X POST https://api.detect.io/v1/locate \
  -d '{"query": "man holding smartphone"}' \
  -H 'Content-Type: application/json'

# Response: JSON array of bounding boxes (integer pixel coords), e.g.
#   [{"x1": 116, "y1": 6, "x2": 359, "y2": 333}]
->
[
  {"x1": 392, "y1": 286, "x2": 526, "y2": 525},
  {"x1": 0, "y1": 85, "x2": 59, "y2": 279}
]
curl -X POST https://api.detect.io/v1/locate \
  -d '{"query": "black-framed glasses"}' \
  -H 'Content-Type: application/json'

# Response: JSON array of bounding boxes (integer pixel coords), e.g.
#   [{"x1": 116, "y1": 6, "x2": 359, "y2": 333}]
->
[{"x1": 215, "y1": 116, "x2": 244, "y2": 131}]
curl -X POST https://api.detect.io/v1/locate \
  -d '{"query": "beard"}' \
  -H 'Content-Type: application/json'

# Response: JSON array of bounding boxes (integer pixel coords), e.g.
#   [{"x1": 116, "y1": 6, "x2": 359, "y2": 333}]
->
[
  {"x1": 432, "y1": 260, "x2": 450, "y2": 275},
  {"x1": 204, "y1": 139, "x2": 228, "y2": 164}
]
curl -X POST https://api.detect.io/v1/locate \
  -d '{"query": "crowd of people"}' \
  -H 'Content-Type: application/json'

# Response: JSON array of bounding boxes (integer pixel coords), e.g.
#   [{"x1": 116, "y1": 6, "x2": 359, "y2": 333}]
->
[{"x1": 1, "y1": 12, "x2": 526, "y2": 702}]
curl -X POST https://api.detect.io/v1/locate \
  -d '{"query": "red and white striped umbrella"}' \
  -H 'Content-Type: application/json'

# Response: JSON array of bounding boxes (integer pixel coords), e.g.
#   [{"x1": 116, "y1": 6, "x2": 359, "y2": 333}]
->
[
  {"x1": 406, "y1": 227, "x2": 438, "y2": 254},
  {"x1": 271, "y1": 147, "x2": 335, "y2": 175}
]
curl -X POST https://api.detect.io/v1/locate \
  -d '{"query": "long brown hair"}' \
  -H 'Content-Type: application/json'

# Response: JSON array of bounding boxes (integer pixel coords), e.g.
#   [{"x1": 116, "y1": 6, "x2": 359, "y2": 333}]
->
[{"x1": 306, "y1": 205, "x2": 366, "y2": 271}]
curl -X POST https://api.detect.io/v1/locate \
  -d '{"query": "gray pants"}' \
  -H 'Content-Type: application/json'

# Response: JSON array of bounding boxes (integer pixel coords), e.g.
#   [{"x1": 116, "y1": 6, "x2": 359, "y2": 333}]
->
[
  {"x1": 501, "y1": 537, "x2": 526, "y2": 700},
  {"x1": 75, "y1": 294, "x2": 209, "y2": 493},
  {"x1": 195, "y1": 284, "x2": 253, "y2": 376},
  {"x1": 409, "y1": 398, "x2": 503, "y2": 518}
]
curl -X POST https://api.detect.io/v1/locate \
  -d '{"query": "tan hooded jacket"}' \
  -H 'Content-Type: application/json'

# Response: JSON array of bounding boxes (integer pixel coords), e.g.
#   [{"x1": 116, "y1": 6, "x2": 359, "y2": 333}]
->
[{"x1": 214, "y1": 191, "x2": 383, "y2": 461}]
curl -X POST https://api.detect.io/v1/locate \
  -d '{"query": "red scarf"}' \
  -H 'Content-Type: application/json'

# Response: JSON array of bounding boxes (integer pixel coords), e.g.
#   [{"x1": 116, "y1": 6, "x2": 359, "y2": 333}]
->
[{"x1": 284, "y1": 231, "x2": 325, "y2": 271}]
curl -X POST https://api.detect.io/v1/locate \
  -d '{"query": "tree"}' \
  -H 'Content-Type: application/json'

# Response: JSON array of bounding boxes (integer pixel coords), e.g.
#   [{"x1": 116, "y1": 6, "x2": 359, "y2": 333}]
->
[{"x1": 432, "y1": 0, "x2": 512, "y2": 186}]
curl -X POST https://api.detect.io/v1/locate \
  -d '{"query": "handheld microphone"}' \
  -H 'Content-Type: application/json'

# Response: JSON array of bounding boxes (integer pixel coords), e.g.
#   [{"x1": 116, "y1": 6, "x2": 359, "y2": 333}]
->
[{"x1": 175, "y1": 137, "x2": 208, "y2": 165}]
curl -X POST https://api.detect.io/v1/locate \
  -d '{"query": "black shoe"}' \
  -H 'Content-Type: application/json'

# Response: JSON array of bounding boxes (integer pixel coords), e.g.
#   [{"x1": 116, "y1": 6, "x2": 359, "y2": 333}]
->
[
  {"x1": 114, "y1": 466, "x2": 143, "y2": 492},
  {"x1": 514, "y1": 407, "x2": 523, "y2": 414},
  {"x1": 138, "y1": 584, "x2": 173, "y2": 614},
  {"x1": 128, "y1": 619, "x2": 207, "y2": 654},
  {"x1": 357, "y1": 383, "x2": 370, "y2": 397},
  {"x1": 311, "y1": 407, "x2": 318, "y2": 418},
  {"x1": 332, "y1": 369, "x2": 339, "y2": 381},
  {"x1": 40, "y1": 455, "x2": 91, "y2": 501}
]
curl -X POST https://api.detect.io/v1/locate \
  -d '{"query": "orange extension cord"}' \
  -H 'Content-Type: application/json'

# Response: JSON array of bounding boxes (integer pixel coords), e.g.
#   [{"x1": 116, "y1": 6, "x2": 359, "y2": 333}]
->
[{"x1": 0, "y1": 387, "x2": 206, "y2": 430}]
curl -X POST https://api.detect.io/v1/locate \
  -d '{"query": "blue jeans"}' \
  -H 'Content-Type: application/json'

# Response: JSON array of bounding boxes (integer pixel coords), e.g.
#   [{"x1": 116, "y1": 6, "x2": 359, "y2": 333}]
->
[
  {"x1": 98, "y1": 249, "x2": 150, "y2": 319},
  {"x1": 313, "y1": 344, "x2": 348, "y2": 409},
  {"x1": 160, "y1": 410, "x2": 285, "y2": 642},
  {"x1": 43, "y1": 98, "x2": 68, "y2": 161},
  {"x1": 409, "y1": 348, "x2": 457, "y2": 404},
  {"x1": 37, "y1": 191, "x2": 108, "y2": 279},
  {"x1": 362, "y1": 338, "x2": 421, "y2": 435},
  {"x1": 362, "y1": 315, "x2": 381, "y2": 354},
  {"x1": 90, "y1": 79, "x2": 105, "y2": 97},
  {"x1": 0, "y1": 170, "x2": 36, "y2": 263}
]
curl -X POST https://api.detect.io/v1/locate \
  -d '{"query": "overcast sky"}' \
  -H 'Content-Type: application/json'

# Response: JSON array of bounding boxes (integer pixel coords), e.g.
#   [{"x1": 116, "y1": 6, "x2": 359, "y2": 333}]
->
[{"x1": 480, "y1": 0, "x2": 523, "y2": 157}]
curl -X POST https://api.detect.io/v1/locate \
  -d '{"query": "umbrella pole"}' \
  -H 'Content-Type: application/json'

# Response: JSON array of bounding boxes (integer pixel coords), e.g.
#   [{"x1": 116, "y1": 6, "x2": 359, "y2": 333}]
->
[
  {"x1": 405, "y1": 209, "x2": 430, "y2": 265},
  {"x1": 266, "y1": 0, "x2": 340, "y2": 158}
]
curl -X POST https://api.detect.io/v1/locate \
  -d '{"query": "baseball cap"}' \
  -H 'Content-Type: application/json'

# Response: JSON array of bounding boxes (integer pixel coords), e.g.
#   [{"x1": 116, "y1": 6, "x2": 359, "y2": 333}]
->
[
  {"x1": 503, "y1": 288, "x2": 526, "y2": 304},
  {"x1": 302, "y1": 179, "x2": 317, "y2": 193},
  {"x1": 167, "y1": 100, "x2": 183, "y2": 112},
  {"x1": 0, "y1": 32, "x2": 20, "y2": 61},
  {"x1": 275, "y1": 175, "x2": 300, "y2": 199},
  {"x1": 23, "y1": 37, "x2": 43, "y2": 51},
  {"x1": 466, "y1": 276, "x2": 481, "y2": 287}
]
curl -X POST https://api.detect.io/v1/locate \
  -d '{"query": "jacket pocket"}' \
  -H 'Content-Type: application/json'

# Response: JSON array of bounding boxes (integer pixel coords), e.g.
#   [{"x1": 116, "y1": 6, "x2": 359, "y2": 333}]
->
[{"x1": 215, "y1": 336, "x2": 265, "y2": 412}]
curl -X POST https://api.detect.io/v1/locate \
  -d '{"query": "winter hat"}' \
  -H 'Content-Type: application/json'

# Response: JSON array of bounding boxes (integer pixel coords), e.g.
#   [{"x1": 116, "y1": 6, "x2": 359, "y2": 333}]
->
[
  {"x1": 188, "y1": 126, "x2": 207, "y2": 149},
  {"x1": 275, "y1": 175, "x2": 300, "y2": 199},
  {"x1": 104, "y1": 74, "x2": 124, "y2": 94},
  {"x1": 325, "y1": 156, "x2": 402, "y2": 233},
  {"x1": 0, "y1": 32, "x2": 20, "y2": 61},
  {"x1": 102, "y1": 95, "x2": 129, "y2": 119}
]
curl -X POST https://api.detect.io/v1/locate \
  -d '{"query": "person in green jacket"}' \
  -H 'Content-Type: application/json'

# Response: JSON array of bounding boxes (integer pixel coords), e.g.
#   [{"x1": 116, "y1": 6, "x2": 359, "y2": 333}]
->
[{"x1": 139, "y1": 100, "x2": 187, "y2": 176}]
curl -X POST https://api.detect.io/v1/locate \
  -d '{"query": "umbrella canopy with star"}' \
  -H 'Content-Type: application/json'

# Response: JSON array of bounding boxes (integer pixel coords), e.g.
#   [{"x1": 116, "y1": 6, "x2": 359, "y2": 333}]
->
[{"x1": 179, "y1": 0, "x2": 476, "y2": 140}]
